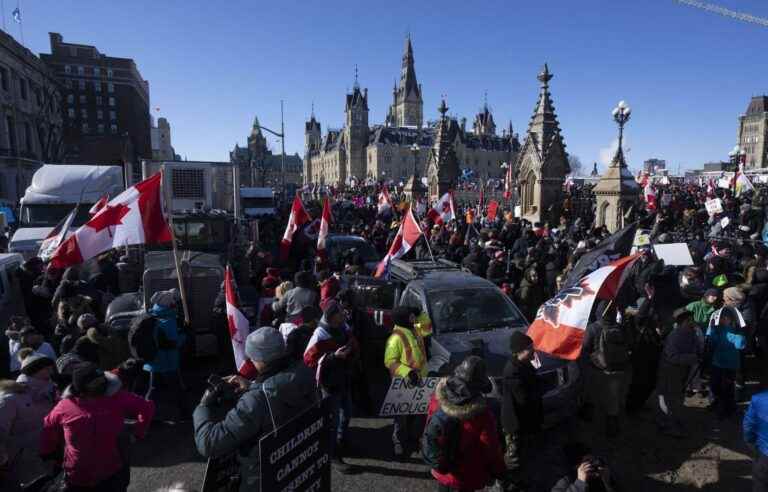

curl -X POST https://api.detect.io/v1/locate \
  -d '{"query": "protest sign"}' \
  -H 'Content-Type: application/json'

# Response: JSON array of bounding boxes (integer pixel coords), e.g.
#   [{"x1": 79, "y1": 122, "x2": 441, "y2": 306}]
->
[
  {"x1": 705, "y1": 198, "x2": 723, "y2": 215},
  {"x1": 202, "y1": 452, "x2": 240, "y2": 492},
  {"x1": 653, "y1": 243, "x2": 694, "y2": 266},
  {"x1": 259, "y1": 401, "x2": 330, "y2": 492},
  {"x1": 379, "y1": 377, "x2": 439, "y2": 416}
]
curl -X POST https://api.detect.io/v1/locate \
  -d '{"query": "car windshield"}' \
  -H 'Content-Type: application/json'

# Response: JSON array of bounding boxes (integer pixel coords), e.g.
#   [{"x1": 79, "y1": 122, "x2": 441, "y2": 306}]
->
[
  {"x1": 428, "y1": 288, "x2": 527, "y2": 333},
  {"x1": 20, "y1": 204, "x2": 94, "y2": 228},
  {"x1": 329, "y1": 239, "x2": 379, "y2": 263}
]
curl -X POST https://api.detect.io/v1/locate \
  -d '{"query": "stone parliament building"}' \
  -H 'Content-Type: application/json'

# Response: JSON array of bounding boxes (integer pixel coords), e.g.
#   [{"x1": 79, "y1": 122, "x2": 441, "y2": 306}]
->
[{"x1": 303, "y1": 37, "x2": 521, "y2": 187}]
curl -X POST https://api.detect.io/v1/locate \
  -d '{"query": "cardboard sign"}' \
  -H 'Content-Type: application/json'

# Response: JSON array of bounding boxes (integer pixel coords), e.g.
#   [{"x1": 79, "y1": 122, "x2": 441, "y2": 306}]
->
[
  {"x1": 259, "y1": 402, "x2": 330, "y2": 492},
  {"x1": 653, "y1": 243, "x2": 694, "y2": 266},
  {"x1": 379, "y1": 377, "x2": 439, "y2": 416},
  {"x1": 202, "y1": 452, "x2": 240, "y2": 492},
  {"x1": 633, "y1": 229, "x2": 650, "y2": 247},
  {"x1": 705, "y1": 198, "x2": 723, "y2": 216}
]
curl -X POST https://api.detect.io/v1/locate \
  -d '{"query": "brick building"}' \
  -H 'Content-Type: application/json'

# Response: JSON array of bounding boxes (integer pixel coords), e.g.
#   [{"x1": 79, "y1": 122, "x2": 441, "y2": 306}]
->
[{"x1": 40, "y1": 32, "x2": 150, "y2": 164}]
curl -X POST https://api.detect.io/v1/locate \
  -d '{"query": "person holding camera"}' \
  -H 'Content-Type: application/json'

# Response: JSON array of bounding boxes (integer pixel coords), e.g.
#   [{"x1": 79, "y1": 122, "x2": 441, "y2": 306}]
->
[
  {"x1": 384, "y1": 306, "x2": 428, "y2": 459},
  {"x1": 551, "y1": 445, "x2": 618, "y2": 492},
  {"x1": 194, "y1": 327, "x2": 317, "y2": 492}
]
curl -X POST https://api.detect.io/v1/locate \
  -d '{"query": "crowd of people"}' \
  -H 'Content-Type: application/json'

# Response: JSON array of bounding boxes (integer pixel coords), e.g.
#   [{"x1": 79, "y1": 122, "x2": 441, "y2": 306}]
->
[{"x1": 1, "y1": 178, "x2": 768, "y2": 491}]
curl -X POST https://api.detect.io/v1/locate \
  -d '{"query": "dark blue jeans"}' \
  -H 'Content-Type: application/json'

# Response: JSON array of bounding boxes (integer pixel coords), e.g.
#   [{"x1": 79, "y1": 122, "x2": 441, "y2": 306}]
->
[
  {"x1": 710, "y1": 366, "x2": 736, "y2": 418},
  {"x1": 324, "y1": 389, "x2": 351, "y2": 456}
]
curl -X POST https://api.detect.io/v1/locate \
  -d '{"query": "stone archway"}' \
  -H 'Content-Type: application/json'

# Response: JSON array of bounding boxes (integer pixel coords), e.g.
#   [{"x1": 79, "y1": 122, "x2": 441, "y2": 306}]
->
[{"x1": 598, "y1": 200, "x2": 610, "y2": 227}]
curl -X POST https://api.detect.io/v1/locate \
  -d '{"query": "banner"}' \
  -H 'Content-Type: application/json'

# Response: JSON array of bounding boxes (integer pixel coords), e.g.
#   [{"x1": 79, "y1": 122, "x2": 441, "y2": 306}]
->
[
  {"x1": 653, "y1": 243, "x2": 694, "y2": 266},
  {"x1": 379, "y1": 377, "x2": 439, "y2": 416},
  {"x1": 259, "y1": 402, "x2": 330, "y2": 492}
]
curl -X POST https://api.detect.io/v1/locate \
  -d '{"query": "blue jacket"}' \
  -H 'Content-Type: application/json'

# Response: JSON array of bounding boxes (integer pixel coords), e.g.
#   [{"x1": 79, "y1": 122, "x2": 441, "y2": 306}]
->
[
  {"x1": 193, "y1": 359, "x2": 318, "y2": 491},
  {"x1": 706, "y1": 323, "x2": 745, "y2": 370},
  {"x1": 744, "y1": 390, "x2": 768, "y2": 456},
  {"x1": 143, "y1": 304, "x2": 185, "y2": 374}
]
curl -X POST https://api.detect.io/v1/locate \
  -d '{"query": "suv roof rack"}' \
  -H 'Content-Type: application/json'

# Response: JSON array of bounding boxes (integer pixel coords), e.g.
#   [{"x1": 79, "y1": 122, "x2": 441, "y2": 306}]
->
[{"x1": 390, "y1": 258, "x2": 463, "y2": 281}]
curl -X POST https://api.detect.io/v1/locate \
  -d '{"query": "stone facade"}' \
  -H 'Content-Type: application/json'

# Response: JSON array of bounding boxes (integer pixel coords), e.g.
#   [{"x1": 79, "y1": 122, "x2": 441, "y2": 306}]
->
[
  {"x1": 593, "y1": 146, "x2": 639, "y2": 233},
  {"x1": 304, "y1": 38, "x2": 519, "y2": 187},
  {"x1": 738, "y1": 96, "x2": 768, "y2": 169},
  {"x1": 150, "y1": 116, "x2": 175, "y2": 161},
  {"x1": 515, "y1": 64, "x2": 570, "y2": 225},
  {"x1": 230, "y1": 117, "x2": 302, "y2": 187}
]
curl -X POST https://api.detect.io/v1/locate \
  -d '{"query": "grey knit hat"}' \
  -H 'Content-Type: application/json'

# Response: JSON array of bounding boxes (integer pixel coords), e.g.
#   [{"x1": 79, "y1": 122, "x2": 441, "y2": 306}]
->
[
  {"x1": 19, "y1": 350, "x2": 55, "y2": 376},
  {"x1": 245, "y1": 327, "x2": 285, "y2": 364}
]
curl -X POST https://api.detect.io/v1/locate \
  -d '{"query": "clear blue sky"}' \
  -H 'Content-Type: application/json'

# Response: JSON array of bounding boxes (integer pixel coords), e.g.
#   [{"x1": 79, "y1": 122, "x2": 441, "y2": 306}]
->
[{"x1": 9, "y1": 0, "x2": 768, "y2": 172}]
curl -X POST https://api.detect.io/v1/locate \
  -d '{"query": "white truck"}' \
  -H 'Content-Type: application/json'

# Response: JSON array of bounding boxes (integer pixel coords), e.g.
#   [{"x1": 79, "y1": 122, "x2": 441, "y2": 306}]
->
[
  {"x1": 240, "y1": 187, "x2": 276, "y2": 217},
  {"x1": 10, "y1": 165, "x2": 124, "y2": 259}
]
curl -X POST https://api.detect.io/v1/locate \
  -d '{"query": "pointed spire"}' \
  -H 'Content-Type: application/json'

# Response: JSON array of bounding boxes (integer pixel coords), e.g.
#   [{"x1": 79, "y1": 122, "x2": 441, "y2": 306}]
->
[
  {"x1": 310, "y1": 101, "x2": 315, "y2": 119},
  {"x1": 399, "y1": 34, "x2": 420, "y2": 99},
  {"x1": 483, "y1": 90, "x2": 488, "y2": 111},
  {"x1": 525, "y1": 63, "x2": 564, "y2": 159},
  {"x1": 537, "y1": 63, "x2": 553, "y2": 87},
  {"x1": 353, "y1": 64, "x2": 359, "y2": 89}
]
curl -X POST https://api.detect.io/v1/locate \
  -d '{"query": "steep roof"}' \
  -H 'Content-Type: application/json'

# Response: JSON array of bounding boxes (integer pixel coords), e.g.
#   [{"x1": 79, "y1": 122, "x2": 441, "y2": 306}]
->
[
  {"x1": 397, "y1": 36, "x2": 421, "y2": 101},
  {"x1": 746, "y1": 96, "x2": 768, "y2": 115},
  {"x1": 523, "y1": 64, "x2": 567, "y2": 162}
]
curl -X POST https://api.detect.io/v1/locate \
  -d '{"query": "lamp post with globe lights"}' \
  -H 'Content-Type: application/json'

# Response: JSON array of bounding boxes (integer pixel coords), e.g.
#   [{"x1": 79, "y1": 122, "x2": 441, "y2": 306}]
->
[
  {"x1": 612, "y1": 100, "x2": 631, "y2": 158},
  {"x1": 728, "y1": 144, "x2": 746, "y2": 172}
]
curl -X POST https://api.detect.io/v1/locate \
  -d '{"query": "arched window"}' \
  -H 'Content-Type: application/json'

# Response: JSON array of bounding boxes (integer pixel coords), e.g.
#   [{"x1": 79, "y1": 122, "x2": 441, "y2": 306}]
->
[{"x1": 599, "y1": 201, "x2": 610, "y2": 227}]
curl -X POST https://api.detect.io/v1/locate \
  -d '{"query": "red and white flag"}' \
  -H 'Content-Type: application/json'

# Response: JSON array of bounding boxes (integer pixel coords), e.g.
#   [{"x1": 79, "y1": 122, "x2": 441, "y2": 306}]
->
[
  {"x1": 316, "y1": 197, "x2": 332, "y2": 258},
  {"x1": 89, "y1": 194, "x2": 109, "y2": 216},
  {"x1": 706, "y1": 179, "x2": 716, "y2": 198},
  {"x1": 427, "y1": 192, "x2": 455, "y2": 225},
  {"x1": 375, "y1": 207, "x2": 422, "y2": 278},
  {"x1": 636, "y1": 171, "x2": 649, "y2": 188},
  {"x1": 503, "y1": 163, "x2": 513, "y2": 200},
  {"x1": 644, "y1": 183, "x2": 657, "y2": 212},
  {"x1": 527, "y1": 254, "x2": 639, "y2": 360},
  {"x1": 378, "y1": 185, "x2": 393, "y2": 215},
  {"x1": 478, "y1": 182, "x2": 485, "y2": 214},
  {"x1": 225, "y1": 266, "x2": 257, "y2": 379},
  {"x1": 50, "y1": 173, "x2": 171, "y2": 269},
  {"x1": 280, "y1": 193, "x2": 311, "y2": 263},
  {"x1": 38, "y1": 207, "x2": 77, "y2": 261}
]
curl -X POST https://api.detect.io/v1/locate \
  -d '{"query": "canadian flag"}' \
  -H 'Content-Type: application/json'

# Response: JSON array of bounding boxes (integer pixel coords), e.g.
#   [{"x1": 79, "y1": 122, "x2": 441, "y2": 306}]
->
[
  {"x1": 527, "y1": 254, "x2": 639, "y2": 360},
  {"x1": 378, "y1": 186, "x2": 393, "y2": 215},
  {"x1": 89, "y1": 194, "x2": 109, "y2": 216},
  {"x1": 427, "y1": 192, "x2": 455, "y2": 225},
  {"x1": 503, "y1": 162, "x2": 513, "y2": 200},
  {"x1": 50, "y1": 173, "x2": 171, "y2": 269},
  {"x1": 375, "y1": 207, "x2": 422, "y2": 278},
  {"x1": 316, "y1": 197, "x2": 332, "y2": 258},
  {"x1": 280, "y1": 193, "x2": 311, "y2": 263},
  {"x1": 706, "y1": 179, "x2": 716, "y2": 198},
  {"x1": 225, "y1": 265, "x2": 257, "y2": 379},
  {"x1": 644, "y1": 183, "x2": 657, "y2": 212},
  {"x1": 38, "y1": 207, "x2": 77, "y2": 261}
]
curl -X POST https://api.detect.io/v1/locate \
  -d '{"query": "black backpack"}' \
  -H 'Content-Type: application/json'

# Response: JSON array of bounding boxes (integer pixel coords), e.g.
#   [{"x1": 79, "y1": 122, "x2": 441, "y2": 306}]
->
[
  {"x1": 128, "y1": 313, "x2": 158, "y2": 362},
  {"x1": 422, "y1": 408, "x2": 461, "y2": 473},
  {"x1": 590, "y1": 322, "x2": 630, "y2": 371}
]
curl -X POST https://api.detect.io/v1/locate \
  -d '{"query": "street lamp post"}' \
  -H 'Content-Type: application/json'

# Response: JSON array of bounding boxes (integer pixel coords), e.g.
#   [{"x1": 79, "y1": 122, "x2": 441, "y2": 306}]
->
[
  {"x1": 253, "y1": 101, "x2": 286, "y2": 201},
  {"x1": 410, "y1": 143, "x2": 419, "y2": 177},
  {"x1": 612, "y1": 100, "x2": 631, "y2": 156},
  {"x1": 728, "y1": 144, "x2": 746, "y2": 171}
]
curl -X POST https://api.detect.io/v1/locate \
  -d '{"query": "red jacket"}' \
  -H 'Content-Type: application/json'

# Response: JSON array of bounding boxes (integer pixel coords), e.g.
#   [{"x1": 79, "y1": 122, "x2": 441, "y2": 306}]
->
[
  {"x1": 40, "y1": 390, "x2": 154, "y2": 486},
  {"x1": 426, "y1": 380, "x2": 505, "y2": 491}
]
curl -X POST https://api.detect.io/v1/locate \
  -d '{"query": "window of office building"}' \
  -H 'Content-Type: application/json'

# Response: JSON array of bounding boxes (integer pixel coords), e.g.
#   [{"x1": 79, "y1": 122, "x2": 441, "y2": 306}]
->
[
  {"x1": 77, "y1": 66, "x2": 84, "y2": 75},
  {"x1": 82, "y1": 123, "x2": 89, "y2": 133},
  {"x1": 107, "y1": 69, "x2": 113, "y2": 78},
  {"x1": 67, "y1": 108, "x2": 75, "y2": 118},
  {"x1": 79, "y1": 95, "x2": 86, "y2": 104},
  {"x1": 94, "y1": 67, "x2": 100, "y2": 77},
  {"x1": 97, "y1": 124, "x2": 104, "y2": 134},
  {"x1": 94, "y1": 82, "x2": 101, "y2": 92},
  {"x1": 96, "y1": 96, "x2": 102, "y2": 105},
  {"x1": 107, "y1": 83, "x2": 114, "y2": 93},
  {"x1": 80, "y1": 109, "x2": 87, "y2": 119},
  {"x1": 67, "y1": 94, "x2": 74, "y2": 104},
  {"x1": 109, "y1": 110, "x2": 116, "y2": 120},
  {"x1": 78, "y1": 80, "x2": 85, "y2": 90},
  {"x1": 110, "y1": 123, "x2": 117, "y2": 133},
  {"x1": 108, "y1": 97, "x2": 115, "y2": 107},
  {"x1": 97, "y1": 110, "x2": 103, "y2": 120},
  {"x1": 20, "y1": 79, "x2": 27, "y2": 100}
]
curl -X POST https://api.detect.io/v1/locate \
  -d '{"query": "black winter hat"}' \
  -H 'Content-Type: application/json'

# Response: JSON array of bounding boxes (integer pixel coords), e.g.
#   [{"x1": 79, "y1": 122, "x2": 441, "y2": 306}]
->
[
  {"x1": 509, "y1": 331, "x2": 534, "y2": 354},
  {"x1": 73, "y1": 336, "x2": 100, "y2": 364},
  {"x1": 392, "y1": 306, "x2": 416, "y2": 328},
  {"x1": 453, "y1": 355, "x2": 493, "y2": 395},
  {"x1": 71, "y1": 362, "x2": 105, "y2": 396}
]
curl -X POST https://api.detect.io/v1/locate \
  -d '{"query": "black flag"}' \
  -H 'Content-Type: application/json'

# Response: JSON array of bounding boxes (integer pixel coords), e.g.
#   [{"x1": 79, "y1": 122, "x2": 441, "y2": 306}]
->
[{"x1": 563, "y1": 221, "x2": 639, "y2": 289}]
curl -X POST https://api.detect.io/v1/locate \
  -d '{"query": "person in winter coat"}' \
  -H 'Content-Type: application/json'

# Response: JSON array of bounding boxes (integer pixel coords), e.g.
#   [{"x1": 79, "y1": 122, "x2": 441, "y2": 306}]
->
[
  {"x1": 272, "y1": 271, "x2": 318, "y2": 321},
  {"x1": 303, "y1": 300, "x2": 358, "y2": 472},
  {"x1": 743, "y1": 389, "x2": 768, "y2": 492},
  {"x1": 0, "y1": 350, "x2": 56, "y2": 486},
  {"x1": 550, "y1": 443, "x2": 619, "y2": 492},
  {"x1": 194, "y1": 327, "x2": 318, "y2": 492},
  {"x1": 318, "y1": 269, "x2": 341, "y2": 311},
  {"x1": 501, "y1": 331, "x2": 543, "y2": 490},
  {"x1": 7, "y1": 326, "x2": 56, "y2": 376},
  {"x1": 656, "y1": 309, "x2": 702, "y2": 437},
  {"x1": 384, "y1": 306, "x2": 429, "y2": 459},
  {"x1": 423, "y1": 356, "x2": 505, "y2": 492},
  {"x1": 40, "y1": 362, "x2": 154, "y2": 491},
  {"x1": 486, "y1": 251, "x2": 507, "y2": 286},
  {"x1": 685, "y1": 288, "x2": 719, "y2": 331},
  {"x1": 462, "y1": 246, "x2": 488, "y2": 278},
  {"x1": 706, "y1": 306, "x2": 746, "y2": 419},
  {"x1": 516, "y1": 267, "x2": 546, "y2": 322}
]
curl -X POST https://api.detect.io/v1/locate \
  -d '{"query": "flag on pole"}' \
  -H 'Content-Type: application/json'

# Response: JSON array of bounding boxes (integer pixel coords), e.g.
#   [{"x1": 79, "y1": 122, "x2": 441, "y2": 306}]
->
[
  {"x1": 280, "y1": 193, "x2": 311, "y2": 263},
  {"x1": 378, "y1": 185, "x2": 393, "y2": 215},
  {"x1": 487, "y1": 200, "x2": 499, "y2": 222},
  {"x1": 225, "y1": 266, "x2": 257, "y2": 379},
  {"x1": 316, "y1": 197, "x2": 332, "y2": 259},
  {"x1": 38, "y1": 207, "x2": 77, "y2": 261},
  {"x1": 49, "y1": 173, "x2": 171, "y2": 269},
  {"x1": 527, "y1": 254, "x2": 639, "y2": 360},
  {"x1": 503, "y1": 163, "x2": 513, "y2": 200},
  {"x1": 427, "y1": 192, "x2": 455, "y2": 225},
  {"x1": 644, "y1": 183, "x2": 657, "y2": 212},
  {"x1": 562, "y1": 220, "x2": 639, "y2": 289},
  {"x1": 375, "y1": 207, "x2": 422, "y2": 278},
  {"x1": 89, "y1": 194, "x2": 109, "y2": 216}
]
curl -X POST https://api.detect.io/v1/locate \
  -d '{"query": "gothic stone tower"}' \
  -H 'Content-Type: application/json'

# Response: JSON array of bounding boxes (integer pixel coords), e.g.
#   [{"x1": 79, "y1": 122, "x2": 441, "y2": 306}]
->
[
  {"x1": 593, "y1": 138, "x2": 639, "y2": 233},
  {"x1": 304, "y1": 110, "x2": 321, "y2": 185},
  {"x1": 387, "y1": 36, "x2": 423, "y2": 128},
  {"x1": 515, "y1": 64, "x2": 570, "y2": 225},
  {"x1": 427, "y1": 99, "x2": 460, "y2": 200},
  {"x1": 344, "y1": 81, "x2": 369, "y2": 184}
]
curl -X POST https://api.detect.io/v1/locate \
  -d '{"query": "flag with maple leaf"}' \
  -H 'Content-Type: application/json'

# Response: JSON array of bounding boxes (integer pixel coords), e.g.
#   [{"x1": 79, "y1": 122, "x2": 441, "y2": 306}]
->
[
  {"x1": 225, "y1": 265, "x2": 257, "y2": 379},
  {"x1": 527, "y1": 254, "x2": 639, "y2": 360},
  {"x1": 49, "y1": 173, "x2": 172, "y2": 268}
]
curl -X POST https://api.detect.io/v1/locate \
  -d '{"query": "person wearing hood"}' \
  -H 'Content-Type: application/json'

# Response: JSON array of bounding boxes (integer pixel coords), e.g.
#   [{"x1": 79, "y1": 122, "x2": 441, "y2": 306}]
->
[
  {"x1": 423, "y1": 356, "x2": 505, "y2": 492},
  {"x1": 194, "y1": 327, "x2": 318, "y2": 491},
  {"x1": 462, "y1": 245, "x2": 488, "y2": 278},
  {"x1": 384, "y1": 306, "x2": 429, "y2": 459},
  {"x1": 501, "y1": 332, "x2": 543, "y2": 491},
  {"x1": 40, "y1": 362, "x2": 154, "y2": 491},
  {"x1": 271, "y1": 271, "x2": 318, "y2": 322},
  {"x1": 515, "y1": 267, "x2": 545, "y2": 322},
  {"x1": 303, "y1": 300, "x2": 358, "y2": 473},
  {"x1": 0, "y1": 349, "x2": 57, "y2": 486}
]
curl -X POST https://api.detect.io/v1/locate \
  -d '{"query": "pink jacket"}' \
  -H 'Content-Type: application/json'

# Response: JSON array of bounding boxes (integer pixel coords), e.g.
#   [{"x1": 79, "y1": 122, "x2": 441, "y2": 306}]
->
[{"x1": 40, "y1": 390, "x2": 154, "y2": 486}]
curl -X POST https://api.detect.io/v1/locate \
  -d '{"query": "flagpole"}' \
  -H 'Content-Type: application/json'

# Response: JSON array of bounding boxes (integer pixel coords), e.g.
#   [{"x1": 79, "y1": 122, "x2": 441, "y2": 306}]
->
[
  {"x1": 162, "y1": 167, "x2": 191, "y2": 326},
  {"x1": 414, "y1": 206, "x2": 436, "y2": 263}
]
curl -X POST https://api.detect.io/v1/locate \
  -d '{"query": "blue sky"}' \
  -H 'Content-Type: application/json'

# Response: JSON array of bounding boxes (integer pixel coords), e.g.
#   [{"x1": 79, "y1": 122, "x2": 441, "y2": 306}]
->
[{"x1": 9, "y1": 0, "x2": 768, "y2": 172}]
